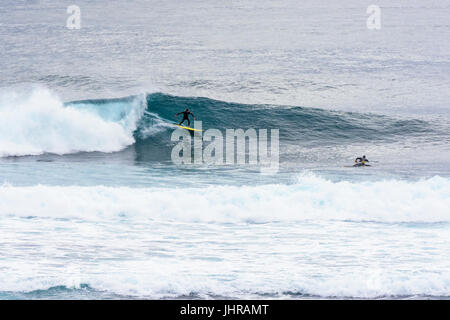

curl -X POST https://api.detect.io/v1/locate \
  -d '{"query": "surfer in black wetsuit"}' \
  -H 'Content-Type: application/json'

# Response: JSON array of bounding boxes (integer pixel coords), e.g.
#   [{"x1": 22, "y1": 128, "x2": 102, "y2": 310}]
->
[
  {"x1": 175, "y1": 108, "x2": 196, "y2": 127},
  {"x1": 354, "y1": 155, "x2": 369, "y2": 165}
]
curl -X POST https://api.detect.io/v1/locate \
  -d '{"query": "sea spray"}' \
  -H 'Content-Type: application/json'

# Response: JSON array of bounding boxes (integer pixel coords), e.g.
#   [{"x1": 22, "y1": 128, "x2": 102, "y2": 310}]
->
[{"x1": 0, "y1": 87, "x2": 145, "y2": 157}]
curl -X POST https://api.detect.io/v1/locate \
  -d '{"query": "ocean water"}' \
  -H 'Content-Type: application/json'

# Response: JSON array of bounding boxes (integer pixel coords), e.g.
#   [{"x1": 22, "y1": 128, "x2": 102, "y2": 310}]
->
[{"x1": 0, "y1": 0, "x2": 450, "y2": 299}]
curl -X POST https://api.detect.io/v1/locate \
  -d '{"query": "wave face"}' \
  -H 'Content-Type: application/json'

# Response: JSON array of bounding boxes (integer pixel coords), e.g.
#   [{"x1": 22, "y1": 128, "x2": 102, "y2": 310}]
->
[
  {"x1": 0, "y1": 87, "x2": 439, "y2": 158},
  {"x1": 142, "y1": 93, "x2": 433, "y2": 144}
]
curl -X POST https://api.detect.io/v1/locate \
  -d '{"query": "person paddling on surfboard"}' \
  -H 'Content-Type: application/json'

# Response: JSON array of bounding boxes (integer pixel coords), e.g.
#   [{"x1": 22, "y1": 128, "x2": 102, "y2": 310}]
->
[
  {"x1": 175, "y1": 108, "x2": 196, "y2": 127},
  {"x1": 354, "y1": 155, "x2": 369, "y2": 166}
]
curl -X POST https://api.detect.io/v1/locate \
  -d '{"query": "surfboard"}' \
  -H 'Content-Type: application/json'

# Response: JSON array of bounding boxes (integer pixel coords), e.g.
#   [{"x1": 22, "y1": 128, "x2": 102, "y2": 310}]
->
[
  {"x1": 176, "y1": 124, "x2": 202, "y2": 132},
  {"x1": 344, "y1": 164, "x2": 371, "y2": 167}
]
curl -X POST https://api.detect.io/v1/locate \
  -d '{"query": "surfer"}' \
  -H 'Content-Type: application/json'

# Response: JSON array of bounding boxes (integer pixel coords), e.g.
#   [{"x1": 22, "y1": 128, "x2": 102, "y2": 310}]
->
[
  {"x1": 175, "y1": 108, "x2": 196, "y2": 127},
  {"x1": 354, "y1": 155, "x2": 369, "y2": 166}
]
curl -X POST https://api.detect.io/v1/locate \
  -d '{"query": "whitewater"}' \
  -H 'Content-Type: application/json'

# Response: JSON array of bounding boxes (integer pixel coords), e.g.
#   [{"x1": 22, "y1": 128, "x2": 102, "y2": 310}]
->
[{"x1": 1, "y1": 0, "x2": 450, "y2": 299}]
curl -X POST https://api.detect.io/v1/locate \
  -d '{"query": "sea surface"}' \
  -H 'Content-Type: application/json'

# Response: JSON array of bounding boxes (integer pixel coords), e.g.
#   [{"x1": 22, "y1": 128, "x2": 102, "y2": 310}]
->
[{"x1": 0, "y1": 0, "x2": 450, "y2": 299}]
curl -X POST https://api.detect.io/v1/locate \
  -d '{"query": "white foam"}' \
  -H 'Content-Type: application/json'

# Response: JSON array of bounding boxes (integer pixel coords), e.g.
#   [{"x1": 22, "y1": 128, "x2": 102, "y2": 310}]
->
[
  {"x1": 1, "y1": 174, "x2": 449, "y2": 298},
  {"x1": 1, "y1": 257, "x2": 449, "y2": 299},
  {"x1": 0, "y1": 86, "x2": 142, "y2": 157},
  {"x1": 0, "y1": 174, "x2": 449, "y2": 223},
  {"x1": 137, "y1": 110, "x2": 175, "y2": 139}
]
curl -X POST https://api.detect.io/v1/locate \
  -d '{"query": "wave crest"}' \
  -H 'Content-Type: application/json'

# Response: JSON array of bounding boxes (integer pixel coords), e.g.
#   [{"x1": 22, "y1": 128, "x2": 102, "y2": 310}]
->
[
  {"x1": 0, "y1": 87, "x2": 438, "y2": 157},
  {"x1": 0, "y1": 87, "x2": 145, "y2": 157}
]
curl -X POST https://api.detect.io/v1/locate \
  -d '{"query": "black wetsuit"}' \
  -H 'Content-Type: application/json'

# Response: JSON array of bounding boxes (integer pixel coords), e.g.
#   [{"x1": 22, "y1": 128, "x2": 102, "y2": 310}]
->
[
  {"x1": 176, "y1": 110, "x2": 194, "y2": 126},
  {"x1": 355, "y1": 157, "x2": 369, "y2": 164}
]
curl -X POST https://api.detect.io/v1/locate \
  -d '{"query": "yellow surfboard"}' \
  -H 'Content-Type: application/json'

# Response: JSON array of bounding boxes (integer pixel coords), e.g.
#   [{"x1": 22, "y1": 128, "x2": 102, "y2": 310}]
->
[{"x1": 176, "y1": 125, "x2": 203, "y2": 132}]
